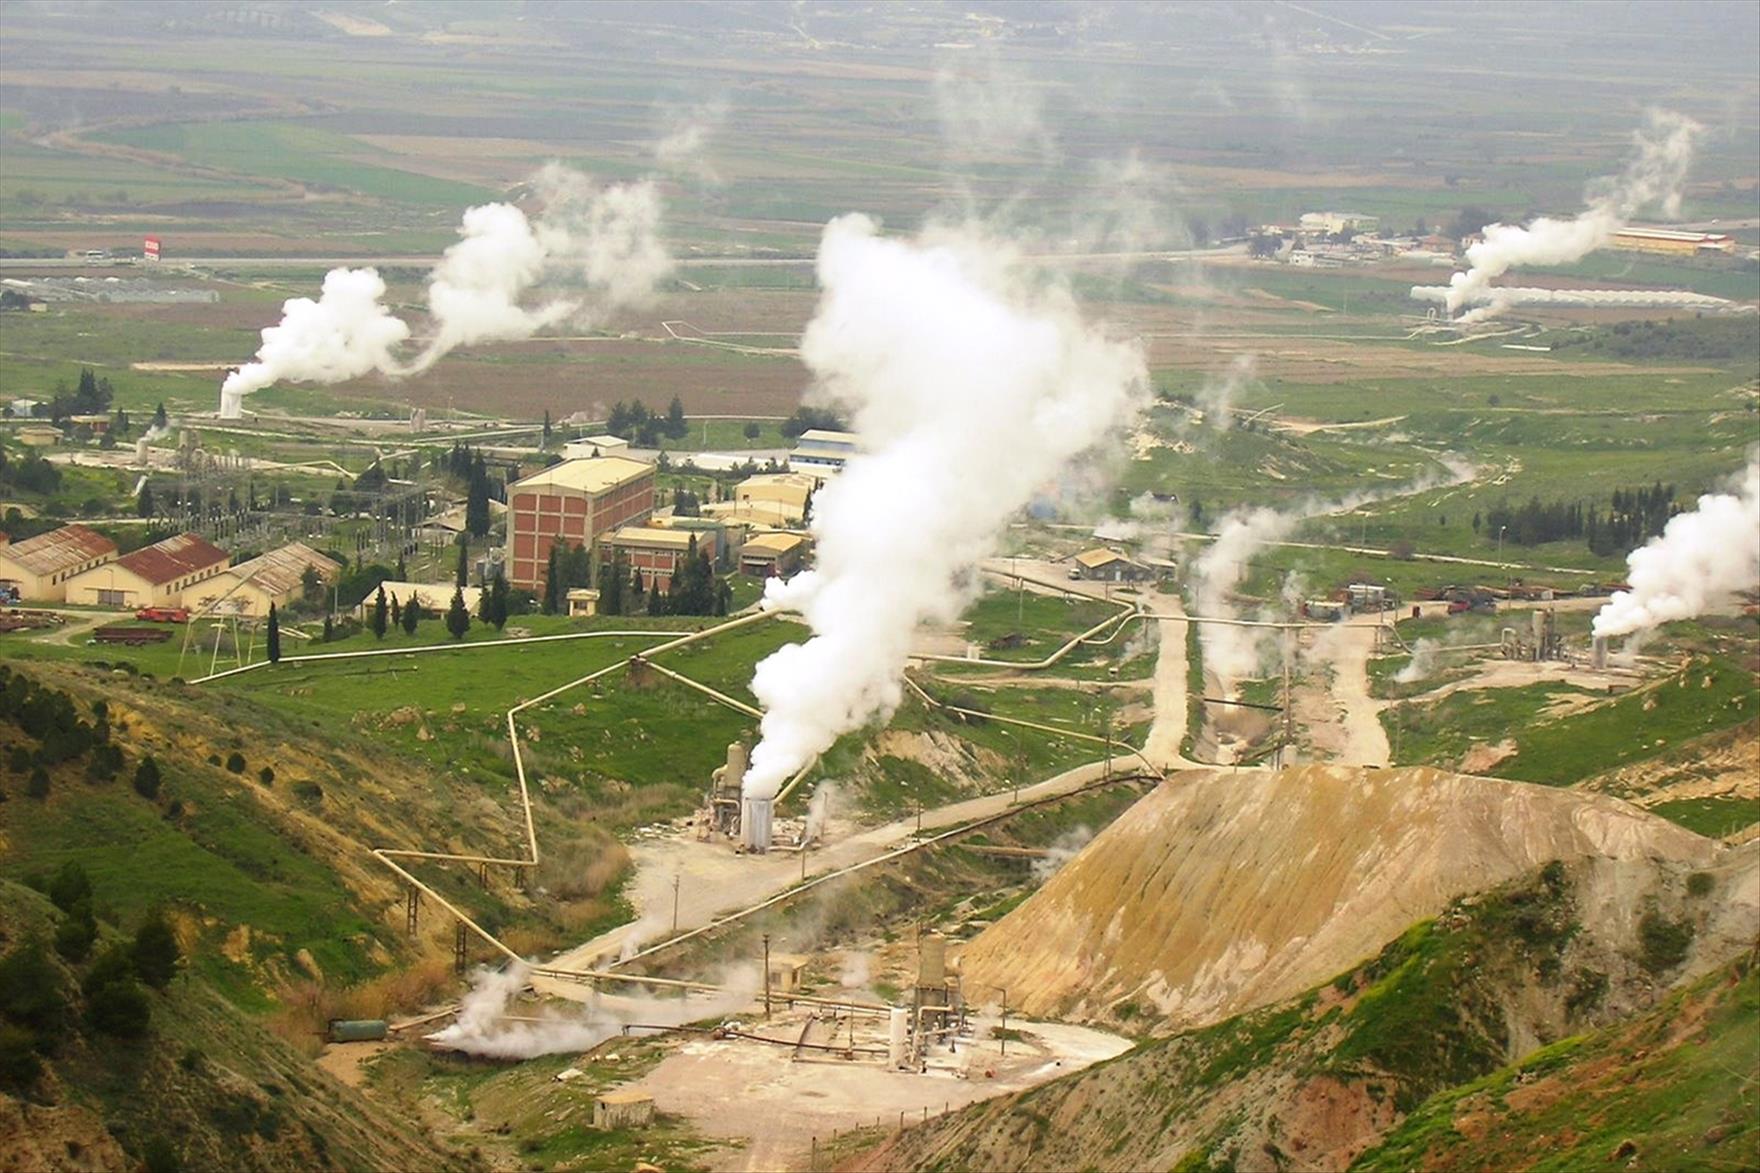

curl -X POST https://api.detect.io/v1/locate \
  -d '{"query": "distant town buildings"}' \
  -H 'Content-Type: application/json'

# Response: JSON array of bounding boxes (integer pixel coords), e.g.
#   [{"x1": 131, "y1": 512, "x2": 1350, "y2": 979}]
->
[
  {"x1": 505, "y1": 456, "x2": 657, "y2": 591},
  {"x1": 1298, "y1": 211, "x2": 1380, "y2": 235}
]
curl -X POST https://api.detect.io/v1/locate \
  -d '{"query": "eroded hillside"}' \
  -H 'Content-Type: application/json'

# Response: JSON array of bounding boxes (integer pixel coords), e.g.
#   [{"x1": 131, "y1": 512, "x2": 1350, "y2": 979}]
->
[
  {"x1": 858, "y1": 849, "x2": 1759, "y2": 1173},
  {"x1": 957, "y1": 765, "x2": 1727, "y2": 1030}
]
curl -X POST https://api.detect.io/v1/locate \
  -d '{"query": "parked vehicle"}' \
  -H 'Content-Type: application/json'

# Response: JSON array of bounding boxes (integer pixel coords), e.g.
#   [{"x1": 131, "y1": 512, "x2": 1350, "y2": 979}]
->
[{"x1": 135, "y1": 607, "x2": 190, "y2": 623}]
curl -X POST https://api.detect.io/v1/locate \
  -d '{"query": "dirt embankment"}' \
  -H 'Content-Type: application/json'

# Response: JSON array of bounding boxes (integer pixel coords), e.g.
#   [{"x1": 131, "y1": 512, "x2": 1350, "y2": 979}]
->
[{"x1": 957, "y1": 765, "x2": 1725, "y2": 1030}]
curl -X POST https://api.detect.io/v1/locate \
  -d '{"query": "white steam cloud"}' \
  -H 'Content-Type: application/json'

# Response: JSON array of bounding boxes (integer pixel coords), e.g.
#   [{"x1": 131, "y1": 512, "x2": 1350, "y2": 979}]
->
[
  {"x1": 219, "y1": 167, "x2": 672, "y2": 416},
  {"x1": 1188, "y1": 456, "x2": 1476, "y2": 693},
  {"x1": 1593, "y1": 455, "x2": 1760, "y2": 641},
  {"x1": 1031, "y1": 825, "x2": 1094, "y2": 883},
  {"x1": 1394, "y1": 638, "x2": 1441, "y2": 684},
  {"x1": 1443, "y1": 109, "x2": 1701, "y2": 318},
  {"x1": 428, "y1": 961, "x2": 759, "y2": 1059},
  {"x1": 742, "y1": 214, "x2": 1148, "y2": 799},
  {"x1": 219, "y1": 268, "x2": 410, "y2": 417}
]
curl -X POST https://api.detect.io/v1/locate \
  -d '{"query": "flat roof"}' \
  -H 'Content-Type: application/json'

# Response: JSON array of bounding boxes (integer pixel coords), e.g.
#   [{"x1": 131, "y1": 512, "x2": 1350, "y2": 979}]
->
[
  {"x1": 1, "y1": 523, "x2": 115, "y2": 576},
  {"x1": 511, "y1": 456, "x2": 652, "y2": 496},
  {"x1": 607, "y1": 525, "x2": 697, "y2": 549},
  {"x1": 1614, "y1": 227, "x2": 1732, "y2": 242},
  {"x1": 742, "y1": 532, "x2": 806, "y2": 555}
]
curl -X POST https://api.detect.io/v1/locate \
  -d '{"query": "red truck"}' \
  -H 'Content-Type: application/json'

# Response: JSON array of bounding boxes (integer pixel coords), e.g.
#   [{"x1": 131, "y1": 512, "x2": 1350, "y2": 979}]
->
[{"x1": 134, "y1": 607, "x2": 190, "y2": 623}]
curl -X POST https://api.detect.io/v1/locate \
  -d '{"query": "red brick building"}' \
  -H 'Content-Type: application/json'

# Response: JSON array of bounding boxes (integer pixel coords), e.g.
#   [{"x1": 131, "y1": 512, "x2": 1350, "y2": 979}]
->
[
  {"x1": 602, "y1": 526, "x2": 718, "y2": 591},
  {"x1": 505, "y1": 457, "x2": 656, "y2": 591}
]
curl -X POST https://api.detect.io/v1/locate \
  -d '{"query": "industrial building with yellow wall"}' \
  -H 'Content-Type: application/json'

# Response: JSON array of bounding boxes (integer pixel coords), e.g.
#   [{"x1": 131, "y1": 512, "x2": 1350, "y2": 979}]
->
[{"x1": 505, "y1": 456, "x2": 657, "y2": 591}]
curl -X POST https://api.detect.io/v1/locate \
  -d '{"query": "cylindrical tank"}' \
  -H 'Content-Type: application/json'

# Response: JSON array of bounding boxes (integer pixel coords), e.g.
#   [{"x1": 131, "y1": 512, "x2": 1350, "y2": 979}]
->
[
  {"x1": 327, "y1": 1019, "x2": 388, "y2": 1043},
  {"x1": 741, "y1": 795, "x2": 773, "y2": 852},
  {"x1": 918, "y1": 932, "x2": 947, "y2": 988},
  {"x1": 888, "y1": 1006, "x2": 909, "y2": 1068},
  {"x1": 135, "y1": 438, "x2": 149, "y2": 463},
  {"x1": 1591, "y1": 636, "x2": 1608, "y2": 670}
]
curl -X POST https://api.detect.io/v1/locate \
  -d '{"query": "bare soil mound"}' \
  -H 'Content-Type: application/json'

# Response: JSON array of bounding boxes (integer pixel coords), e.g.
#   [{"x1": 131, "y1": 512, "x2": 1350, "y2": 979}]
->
[{"x1": 957, "y1": 764, "x2": 1722, "y2": 1029}]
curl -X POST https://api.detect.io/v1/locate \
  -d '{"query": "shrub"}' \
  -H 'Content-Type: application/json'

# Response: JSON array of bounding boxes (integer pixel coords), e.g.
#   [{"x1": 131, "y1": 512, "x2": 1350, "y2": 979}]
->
[
  {"x1": 86, "y1": 978, "x2": 150, "y2": 1038},
  {"x1": 133, "y1": 756, "x2": 162, "y2": 799},
  {"x1": 257, "y1": 766, "x2": 274, "y2": 786},
  {"x1": 132, "y1": 912, "x2": 180, "y2": 990},
  {"x1": 142, "y1": 1136, "x2": 181, "y2": 1173},
  {"x1": 53, "y1": 910, "x2": 95, "y2": 963},
  {"x1": 1686, "y1": 871, "x2": 1714, "y2": 898},
  {"x1": 0, "y1": 940, "x2": 70, "y2": 1045},
  {"x1": 224, "y1": 751, "x2": 246, "y2": 774},
  {"x1": 48, "y1": 862, "x2": 91, "y2": 914},
  {"x1": 1638, "y1": 911, "x2": 1694, "y2": 974},
  {"x1": 26, "y1": 766, "x2": 48, "y2": 799},
  {"x1": 0, "y1": 1023, "x2": 42, "y2": 1091}
]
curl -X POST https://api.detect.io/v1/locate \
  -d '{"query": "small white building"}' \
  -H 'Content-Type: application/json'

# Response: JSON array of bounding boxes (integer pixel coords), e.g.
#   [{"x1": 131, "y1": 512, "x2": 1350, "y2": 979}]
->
[
  {"x1": 563, "y1": 435, "x2": 631, "y2": 460},
  {"x1": 356, "y1": 580, "x2": 482, "y2": 618},
  {"x1": 787, "y1": 429, "x2": 857, "y2": 482}
]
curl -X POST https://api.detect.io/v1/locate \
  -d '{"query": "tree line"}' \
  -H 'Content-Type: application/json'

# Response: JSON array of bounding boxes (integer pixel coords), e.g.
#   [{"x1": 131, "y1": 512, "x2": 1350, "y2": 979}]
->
[{"x1": 1475, "y1": 482, "x2": 1678, "y2": 554}]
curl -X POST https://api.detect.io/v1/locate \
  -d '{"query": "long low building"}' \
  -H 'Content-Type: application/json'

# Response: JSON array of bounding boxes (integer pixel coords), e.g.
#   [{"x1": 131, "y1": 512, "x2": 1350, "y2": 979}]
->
[
  {"x1": 0, "y1": 523, "x2": 117, "y2": 602},
  {"x1": 195, "y1": 542, "x2": 342, "y2": 618},
  {"x1": 355, "y1": 580, "x2": 482, "y2": 618},
  {"x1": 64, "y1": 532, "x2": 229, "y2": 609}
]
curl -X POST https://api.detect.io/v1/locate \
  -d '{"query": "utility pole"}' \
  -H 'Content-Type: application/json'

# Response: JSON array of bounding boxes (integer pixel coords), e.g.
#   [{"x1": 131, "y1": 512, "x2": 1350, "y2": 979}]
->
[
  {"x1": 762, "y1": 934, "x2": 772, "y2": 1021},
  {"x1": 671, "y1": 874, "x2": 680, "y2": 934}
]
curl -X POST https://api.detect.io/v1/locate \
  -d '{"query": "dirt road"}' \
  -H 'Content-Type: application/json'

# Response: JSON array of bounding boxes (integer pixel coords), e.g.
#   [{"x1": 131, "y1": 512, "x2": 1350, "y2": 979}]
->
[
  {"x1": 1141, "y1": 590, "x2": 1192, "y2": 768},
  {"x1": 1324, "y1": 619, "x2": 1392, "y2": 767}
]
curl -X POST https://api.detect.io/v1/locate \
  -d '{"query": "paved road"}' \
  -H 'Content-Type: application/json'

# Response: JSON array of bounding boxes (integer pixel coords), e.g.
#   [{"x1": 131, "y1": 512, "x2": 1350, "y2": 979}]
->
[{"x1": 0, "y1": 245, "x2": 1244, "y2": 273}]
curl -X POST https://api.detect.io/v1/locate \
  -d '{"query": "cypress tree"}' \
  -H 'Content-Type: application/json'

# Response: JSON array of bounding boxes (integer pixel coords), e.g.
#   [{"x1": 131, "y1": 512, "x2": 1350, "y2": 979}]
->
[
  {"x1": 265, "y1": 604, "x2": 281, "y2": 664},
  {"x1": 489, "y1": 571, "x2": 509, "y2": 629},
  {"x1": 371, "y1": 586, "x2": 388, "y2": 639},
  {"x1": 401, "y1": 594, "x2": 420, "y2": 635},
  {"x1": 456, "y1": 540, "x2": 469, "y2": 588},
  {"x1": 446, "y1": 587, "x2": 470, "y2": 640}
]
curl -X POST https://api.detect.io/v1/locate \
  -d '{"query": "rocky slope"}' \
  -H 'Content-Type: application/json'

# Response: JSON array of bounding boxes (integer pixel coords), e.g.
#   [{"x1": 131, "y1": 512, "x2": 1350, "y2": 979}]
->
[
  {"x1": 858, "y1": 847, "x2": 1759, "y2": 1173},
  {"x1": 957, "y1": 765, "x2": 1724, "y2": 1029}
]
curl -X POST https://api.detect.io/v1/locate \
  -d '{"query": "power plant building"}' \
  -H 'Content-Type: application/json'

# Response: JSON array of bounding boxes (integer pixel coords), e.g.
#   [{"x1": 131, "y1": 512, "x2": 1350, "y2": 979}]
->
[
  {"x1": 601, "y1": 525, "x2": 718, "y2": 591},
  {"x1": 0, "y1": 523, "x2": 118, "y2": 602},
  {"x1": 63, "y1": 532, "x2": 228, "y2": 609},
  {"x1": 199, "y1": 541, "x2": 342, "y2": 617},
  {"x1": 505, "y1": 456, "x2": 657, "y2": 591},
  {"x1": 1299, "y1": 211, "x2": 1380, "y2": 235},
  {"x1": 739, "y1": 532, "x2": 809, "y2": 578}
]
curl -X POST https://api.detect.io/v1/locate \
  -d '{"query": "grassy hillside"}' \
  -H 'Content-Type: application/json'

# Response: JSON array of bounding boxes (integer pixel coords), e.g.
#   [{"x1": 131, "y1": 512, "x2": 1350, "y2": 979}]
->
[
  {"x1": 0, "y1": 880, "x2": 467, "y2": 1173},
  {"x1": 859, "y1": 852, "x2": 1756, "y2": 1173},
  {"x1": 1355, "y1": 956, "x2": 1758, "y2": 1172}
]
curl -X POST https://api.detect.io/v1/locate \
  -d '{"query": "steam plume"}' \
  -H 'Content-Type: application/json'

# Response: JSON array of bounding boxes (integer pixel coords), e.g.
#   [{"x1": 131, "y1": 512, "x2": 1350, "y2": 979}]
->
[
  {"x1": 428, "y1": 962, "x2": 758, "y2": 1059},
  {"x1": 408, "y1": 202, "x2": 568, "y2": 372},
  {"x1": 1593, "y1": 455, "x2": 1760, "y2": 641},
  {"x1": 1188, "y1": 457, "x2": 1476, "y2": 692},
  {"x1": 742, "y1": 214, "x2": 1147, "y2": 798},
  {"x1": 219, "y1": 268, "x2": 410, "y2": 416},
  {"x1": 219, "y1": 167, "x2": 671, "y2": 416},
  {"x1": 1443, "y1": 110, "x2": 1701, "y2": 318}
]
